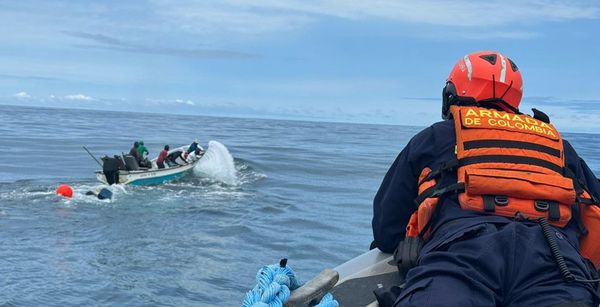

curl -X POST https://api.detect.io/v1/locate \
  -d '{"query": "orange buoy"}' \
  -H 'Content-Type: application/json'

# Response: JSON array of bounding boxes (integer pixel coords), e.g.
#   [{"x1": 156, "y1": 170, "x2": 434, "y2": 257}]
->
[{"x1": 56, "y1": 184, "x2": 73, "y2": 198}]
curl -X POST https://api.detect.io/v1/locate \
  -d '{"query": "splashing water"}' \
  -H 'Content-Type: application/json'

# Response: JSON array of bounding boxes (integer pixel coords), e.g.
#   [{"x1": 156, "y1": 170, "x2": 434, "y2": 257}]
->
[
  {"x1": 62, "y1": 183, "x2": 127, "y2": 204},
  {"x1": 193, "y1": 140, "x2": 237, "y2": 185}
]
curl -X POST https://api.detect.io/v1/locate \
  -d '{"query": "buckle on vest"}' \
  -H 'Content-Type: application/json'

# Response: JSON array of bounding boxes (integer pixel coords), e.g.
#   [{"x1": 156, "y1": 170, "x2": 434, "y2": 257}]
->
[
  {"x1": 534, "y1": 200, "x2": 561, "y2": 221},
  {"x1": 494, "y1": 196, "x2": 509, "y2": 206},
  {"x1": 483, "y1": 195, "x2": 509, "y2": 212},
  {"x1": 534, "y1": 200, "x2": 550, "y2": 212}
]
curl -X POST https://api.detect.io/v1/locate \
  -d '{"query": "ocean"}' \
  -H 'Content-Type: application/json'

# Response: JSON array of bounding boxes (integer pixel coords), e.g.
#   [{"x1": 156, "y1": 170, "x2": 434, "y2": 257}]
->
[{"x1": 1, "y1": 104, "x2": 599, "y2": 306}]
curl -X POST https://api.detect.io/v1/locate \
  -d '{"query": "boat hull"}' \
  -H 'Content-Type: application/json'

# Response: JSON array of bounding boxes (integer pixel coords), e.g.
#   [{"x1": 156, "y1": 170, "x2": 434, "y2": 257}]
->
[{"x1": 286, "y1": 249, "x2": 400, "y2": 307}]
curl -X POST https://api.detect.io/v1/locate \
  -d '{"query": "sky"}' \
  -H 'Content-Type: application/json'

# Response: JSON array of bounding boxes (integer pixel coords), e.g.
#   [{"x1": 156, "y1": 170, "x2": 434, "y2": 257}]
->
[{"x1": 1, "y1": 0, "x2": 600, "y2": 131}]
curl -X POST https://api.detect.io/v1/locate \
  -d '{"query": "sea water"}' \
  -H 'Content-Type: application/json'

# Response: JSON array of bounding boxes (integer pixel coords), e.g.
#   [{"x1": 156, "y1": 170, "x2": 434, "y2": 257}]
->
[{"x1": 1, "y1": 104, "x2": 599, "y2": 306}]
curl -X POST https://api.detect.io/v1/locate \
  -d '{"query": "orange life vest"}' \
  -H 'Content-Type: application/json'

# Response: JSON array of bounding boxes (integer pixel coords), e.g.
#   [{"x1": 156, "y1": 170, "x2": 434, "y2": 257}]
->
[
  {"x1": 450, "y1": 105, "x2": 576, "y2": 227},
  {"x1": 578, "y1": 190, "x2": 600, "y2": 268},
  {"x1": 402, "y1": 106, "x2": 600, "y2": 270},
  {"x1": 406, "y1": 168, "x2": 438, "y2": 240}
]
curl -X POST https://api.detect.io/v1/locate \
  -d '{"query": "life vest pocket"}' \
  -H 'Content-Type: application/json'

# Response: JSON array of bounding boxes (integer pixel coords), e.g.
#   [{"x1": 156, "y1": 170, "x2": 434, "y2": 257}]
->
[
  {"x1": 407, "y1": 167, "x2": 440, "y2": 241},
  {"x1": 459, "y1": 168, "x2": 575, "y2": 227}
]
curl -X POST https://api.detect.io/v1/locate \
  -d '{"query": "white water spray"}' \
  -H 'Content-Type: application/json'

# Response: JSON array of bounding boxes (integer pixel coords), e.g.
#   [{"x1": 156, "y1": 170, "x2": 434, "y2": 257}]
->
[{"x1": 193, "y1": 141, "x2": 237, "y2": 185}]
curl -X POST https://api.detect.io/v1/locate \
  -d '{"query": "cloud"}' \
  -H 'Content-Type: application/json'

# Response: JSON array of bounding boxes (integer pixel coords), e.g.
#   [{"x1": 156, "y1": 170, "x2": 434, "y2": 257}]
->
[
  {"x1": 149, "y1": 0, "x2": 600, "y2": 35},
  {"x1": 233, "y1": 78, "x2": 402, "y2": 95},
  {"x1": 175, "y1": 99, "x2": 195, "y2": 105},
  {"x1": 63, "y1": 31, "x2": 261, "y2": 59},
  {"x1": 452, "y1": 31, "x2": 540, "y2": 40},
  {"x1": 0, "y1": 74, "x2": 59, "y2": 81},
  {"x1": 523, "y1": 96, "x2": 600, "y2": 111},
  {"x1": 144, "y1": 98, "x2": 197, "y2": 106},
  {"x1": 13, "y1": 91, "x2": 31, "y2": 99},
  {"x1": 64, "y1": 94, "x2": 94, "y2": 101}
]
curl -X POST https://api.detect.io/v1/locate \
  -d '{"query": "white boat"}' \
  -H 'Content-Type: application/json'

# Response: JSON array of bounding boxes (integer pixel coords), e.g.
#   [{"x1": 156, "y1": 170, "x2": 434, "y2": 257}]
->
[
  {"x1": 95, "y1": 145, "x2": 204, "y2": 186},
  {"x1": 285, "y1": 249, "x2": 400, "y2": 307}
]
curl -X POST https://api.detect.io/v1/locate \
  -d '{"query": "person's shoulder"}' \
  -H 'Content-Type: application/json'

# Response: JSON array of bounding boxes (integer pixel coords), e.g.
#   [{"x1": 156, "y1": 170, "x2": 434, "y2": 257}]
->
[
  {"x1": 411, "y1": 120, "x2": 454, "y2": 141},
  {"x1": 430, "y1": 119, "x2": 454, "y2": 130},
  {"x1": 561, "y1": 138, "x2": 581, "y2": 161}
]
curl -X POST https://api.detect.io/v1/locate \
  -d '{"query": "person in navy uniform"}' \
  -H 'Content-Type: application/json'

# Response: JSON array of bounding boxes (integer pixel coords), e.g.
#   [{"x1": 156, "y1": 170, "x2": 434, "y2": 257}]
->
[{"x1": 372, "y1": 51, "x2": 600, "y2": 306}]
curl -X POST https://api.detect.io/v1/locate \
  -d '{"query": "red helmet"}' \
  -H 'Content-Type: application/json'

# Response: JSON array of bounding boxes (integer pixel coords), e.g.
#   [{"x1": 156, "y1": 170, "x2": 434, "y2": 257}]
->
[{"x1": 442, "y1": 51, "x2": 523, "y2": 119}]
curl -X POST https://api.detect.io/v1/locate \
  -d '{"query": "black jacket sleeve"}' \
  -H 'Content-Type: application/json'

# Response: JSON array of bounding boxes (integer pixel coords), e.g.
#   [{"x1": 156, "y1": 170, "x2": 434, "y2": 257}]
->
[
  {"x1": 372, "y1": 126, "x2": 440, "y2": 253},
  {"x1": 564, "y1": 140, "x2": 600, "y2": 199}
]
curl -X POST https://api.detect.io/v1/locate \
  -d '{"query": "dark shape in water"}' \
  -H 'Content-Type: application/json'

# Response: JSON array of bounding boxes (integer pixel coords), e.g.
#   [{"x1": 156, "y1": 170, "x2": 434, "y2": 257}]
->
[
  {"x1": 97, "y1": 188, "x2": 112, "y2": 200},
  {"x1": 85, "y1": 188, "x2": 112, "y2": 200}
]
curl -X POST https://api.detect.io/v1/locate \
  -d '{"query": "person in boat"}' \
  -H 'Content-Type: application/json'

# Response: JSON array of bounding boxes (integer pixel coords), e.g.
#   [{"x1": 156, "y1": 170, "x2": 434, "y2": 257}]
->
[
  {"x1": 187, "y1": 139, "x2": 199, "y2": 154},
  {"x1": 372, "y1": 51, "x2": 600, "y2": 306},
  {"x1": 167, "y1": 150, "x2": 186, "y2": 166},
  {"x1": 157, "y1": 145, "x2": 169, "y2": 169},
  {"x1": 186, "y1": 147, "x2": 203, "y2": 163},
  {"x1": 129, "y1": 141, "x2": 140, "y2": 166},
  {"x1": 137, "y1": 140, "x2": 150, "y2": 167}
]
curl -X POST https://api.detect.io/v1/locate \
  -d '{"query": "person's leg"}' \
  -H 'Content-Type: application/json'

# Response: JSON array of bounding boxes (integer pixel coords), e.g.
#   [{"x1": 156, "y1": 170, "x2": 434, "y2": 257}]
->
[
  {"x1": 506, "y1": 223, "x2": 598, "y2": 306},
  {"x1": 395, "y1": 223, "x2": 503, "y2": 307}
]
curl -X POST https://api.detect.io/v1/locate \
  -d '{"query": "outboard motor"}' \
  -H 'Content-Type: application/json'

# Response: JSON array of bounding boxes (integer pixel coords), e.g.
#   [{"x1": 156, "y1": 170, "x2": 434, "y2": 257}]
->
[
  {"x1": 101, "y1": 156, "x2": 120, "y2": 185},
  {"x1": 114, "y1": 155, "x2": 126, "y2": 170}
]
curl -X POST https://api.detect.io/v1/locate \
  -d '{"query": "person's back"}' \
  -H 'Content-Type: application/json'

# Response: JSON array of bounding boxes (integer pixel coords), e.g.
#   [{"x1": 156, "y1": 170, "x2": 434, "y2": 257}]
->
[
  {"x1": 129, "y1": 141, "x2": 140, "y2": 163},
  {"x1": 373, "y1": 51, "x2": 600, "y2": 306},
  {"x1": 186, "y1": 148, "x2": 202, "y2": 163},
  {"x1": 167, "y1": 150, "x2": 185, "y2": 166},
  {"x1": 157, "y1": 145, "x2": 169, "y2": 169},
  {"x1": 136, "y1": 141, "x2": 150, "y2": 168},
  {"x1": 137, "y1": 141, "x2": 149, "y2": 158},
  {"x1": 187, "y1": 139, "x2": 199, "y2": 154}
]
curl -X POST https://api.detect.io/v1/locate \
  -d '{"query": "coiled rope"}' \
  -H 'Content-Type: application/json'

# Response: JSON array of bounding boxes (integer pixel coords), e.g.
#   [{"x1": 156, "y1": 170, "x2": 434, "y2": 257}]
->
[{"x1": 243, "y1": 259, "x2": 338, "y2": 307}]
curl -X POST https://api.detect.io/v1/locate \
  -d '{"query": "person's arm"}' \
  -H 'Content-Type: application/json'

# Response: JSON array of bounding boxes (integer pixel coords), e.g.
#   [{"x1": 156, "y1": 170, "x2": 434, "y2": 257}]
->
[
  {"x1": 372, "y1": 126, "x2": 438, "y2": 253},
  {"x1": 564, "y1": 141, "x2": 600, "y2": 199}
]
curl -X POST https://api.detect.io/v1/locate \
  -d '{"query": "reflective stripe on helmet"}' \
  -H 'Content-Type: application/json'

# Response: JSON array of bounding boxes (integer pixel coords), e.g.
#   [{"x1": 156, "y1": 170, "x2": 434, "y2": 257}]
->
[
  {"x1": 464, "y1": 54, "x2": 473, "y2": 81},
  {"x1": 499, "y1": 53, "x2": 507, "y2": 83}
]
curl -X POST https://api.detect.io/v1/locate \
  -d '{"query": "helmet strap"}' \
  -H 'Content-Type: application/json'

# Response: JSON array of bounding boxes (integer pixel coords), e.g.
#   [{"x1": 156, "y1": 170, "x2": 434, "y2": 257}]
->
[
  {"x1": 478, "y1": 98, "x2": 520, "y2": 114},
  {"x1": 499, "y1": 80, "x2": 514, "y2": 101},
  {"x1": 485, "y1": 76, "x2": 519, "y2": 114}
]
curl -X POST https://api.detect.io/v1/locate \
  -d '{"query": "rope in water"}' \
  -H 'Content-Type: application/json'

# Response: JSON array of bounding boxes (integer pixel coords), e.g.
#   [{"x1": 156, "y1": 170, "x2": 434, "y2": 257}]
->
[{"x1": 243, "y1": 259, "x2": 338, "y2": 307}]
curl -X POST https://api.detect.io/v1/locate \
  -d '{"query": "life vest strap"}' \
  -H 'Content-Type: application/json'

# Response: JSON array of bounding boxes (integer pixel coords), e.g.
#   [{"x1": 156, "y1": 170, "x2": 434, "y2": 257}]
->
[
  {"x1": 411, "y1": 182, "x2": 465, "y2": 239},
  {"x1": 459, "y1": 155, "x2": 563, "y2": 174},
  {"x1": 431, "y1": 182, "x2": 465, "y2": 198},
  {"x1": 414, "y1": 182, "x2": 464, "y2": 210},
  {"x1": 414, "y1": 185, "x2": 437, "y2": 207},
  {"x1": 481, "y1": 195, "x2": 512, "y2": 213},
  {"x1": 579, "y1": 198, "x2": 597, "y2": 206},
  {"x1": 463, "y1": 139, "x2": 561, "y2": 158},
  {"x1": 419, "y1": 159, "x2": 459, "y2": 185},
  {"x1": 531, "y1": 200, "x2": 560, "y2": 221},
  {"x1": 565, "y1": 167, "x2": 600, "y2": 205},
  {"x1": 548, "y1": 201, "x2": 560, "y2": 221},
  {"x1": 483, "y1": 195, "x2": 496, "y2": 212}
]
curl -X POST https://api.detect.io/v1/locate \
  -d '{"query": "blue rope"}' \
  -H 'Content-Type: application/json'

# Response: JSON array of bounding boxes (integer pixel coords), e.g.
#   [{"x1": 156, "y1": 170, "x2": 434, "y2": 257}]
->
[
  {"x1": 243, "y1": 260, "x2": 338, "y2": 307},
  {"x1": 314, "y1": 293, "x2": 338, "y2": 307}
]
